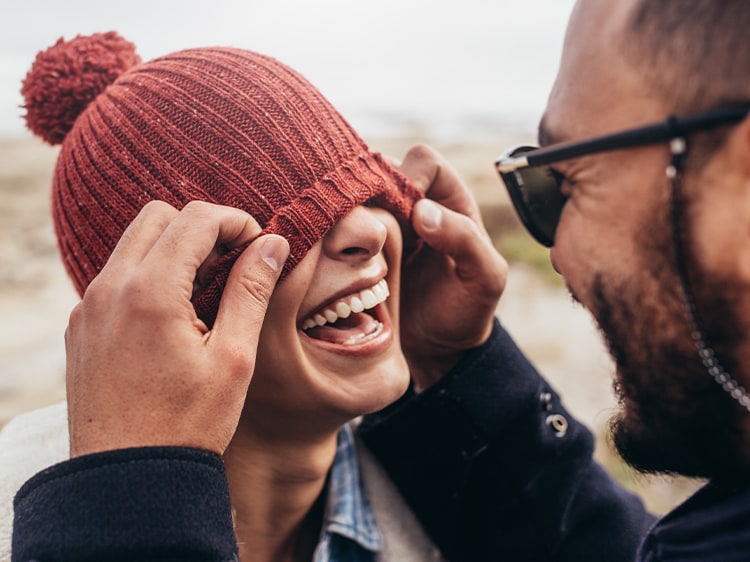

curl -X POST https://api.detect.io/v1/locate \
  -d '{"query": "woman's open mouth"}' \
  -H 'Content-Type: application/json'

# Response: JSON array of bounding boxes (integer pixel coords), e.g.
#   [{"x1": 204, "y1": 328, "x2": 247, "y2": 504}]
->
[{"x1": 300, "y1": 280, "x2": 389, "y2": 346}]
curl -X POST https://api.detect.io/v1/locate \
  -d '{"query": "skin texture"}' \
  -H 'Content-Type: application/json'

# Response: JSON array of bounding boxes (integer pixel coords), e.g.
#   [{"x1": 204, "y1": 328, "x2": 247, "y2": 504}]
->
[{"x1": 545, "y1": 0, "x2": 750, "y2": 477}]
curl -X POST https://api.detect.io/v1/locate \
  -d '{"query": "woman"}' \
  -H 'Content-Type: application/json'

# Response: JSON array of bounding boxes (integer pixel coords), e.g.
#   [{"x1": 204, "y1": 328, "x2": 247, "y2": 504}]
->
[{"x1": 2, "y1": 31, "x2": 443, "y2": 561}]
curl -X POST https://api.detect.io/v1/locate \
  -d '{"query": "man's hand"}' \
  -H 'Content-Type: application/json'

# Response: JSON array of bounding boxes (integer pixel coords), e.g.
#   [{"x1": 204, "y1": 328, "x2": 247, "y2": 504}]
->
[
  {"x1": 397, "y1": 145, "x2": 508, "y2": 390},
  {"x1": 64, "y1": 201, "x2": 289, "y2": 457}
]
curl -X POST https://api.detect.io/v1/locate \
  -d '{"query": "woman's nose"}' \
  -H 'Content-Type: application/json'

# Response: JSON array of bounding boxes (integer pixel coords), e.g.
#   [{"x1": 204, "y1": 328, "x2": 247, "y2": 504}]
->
[{"x1": 322, "y1": 206, "x2": 388, "y2": 263}]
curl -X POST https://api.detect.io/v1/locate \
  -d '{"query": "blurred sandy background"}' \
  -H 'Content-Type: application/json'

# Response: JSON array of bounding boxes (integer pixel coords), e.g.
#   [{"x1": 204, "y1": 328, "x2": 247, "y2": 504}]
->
[{"x1": 0, "y1": 133, "x2": 703, "y2": 515}]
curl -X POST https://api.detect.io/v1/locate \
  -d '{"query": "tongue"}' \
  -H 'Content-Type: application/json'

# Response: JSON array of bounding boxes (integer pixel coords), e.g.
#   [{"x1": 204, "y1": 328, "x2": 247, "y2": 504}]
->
[{"x1": 305, "y1": 311, "x2": 380, "y2": 344}]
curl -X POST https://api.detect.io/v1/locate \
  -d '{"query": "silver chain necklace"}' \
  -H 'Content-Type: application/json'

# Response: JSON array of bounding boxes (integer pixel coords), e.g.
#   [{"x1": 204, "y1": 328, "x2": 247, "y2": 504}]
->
[{"x1": 667, "y1": 136, "x2": 750, "y2": 413}]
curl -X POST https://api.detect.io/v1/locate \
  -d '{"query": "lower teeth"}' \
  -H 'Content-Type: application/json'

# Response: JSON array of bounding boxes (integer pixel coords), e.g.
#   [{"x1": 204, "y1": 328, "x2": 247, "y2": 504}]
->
[{"x1": 343, "y1": 321, "x2": 384, "y2": 345}]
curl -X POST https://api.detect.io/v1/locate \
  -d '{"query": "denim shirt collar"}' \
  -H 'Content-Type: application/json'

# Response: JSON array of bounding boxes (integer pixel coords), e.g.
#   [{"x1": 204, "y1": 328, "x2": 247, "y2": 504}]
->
[{"x1": 313, "y1": 424, "x2": 383, "y2": 561}]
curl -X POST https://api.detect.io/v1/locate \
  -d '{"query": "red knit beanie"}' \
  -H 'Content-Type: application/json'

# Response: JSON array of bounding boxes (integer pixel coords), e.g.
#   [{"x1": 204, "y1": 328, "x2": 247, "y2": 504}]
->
[{"x1": 21, "y1": 32, "x2": 421, "y2": 326}]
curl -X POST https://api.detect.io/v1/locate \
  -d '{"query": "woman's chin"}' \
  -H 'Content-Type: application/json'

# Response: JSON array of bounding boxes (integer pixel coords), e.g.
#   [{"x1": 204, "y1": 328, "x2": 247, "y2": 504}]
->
[{"x1": 317, "y1": 350, "x2": 411, "y2": 419}]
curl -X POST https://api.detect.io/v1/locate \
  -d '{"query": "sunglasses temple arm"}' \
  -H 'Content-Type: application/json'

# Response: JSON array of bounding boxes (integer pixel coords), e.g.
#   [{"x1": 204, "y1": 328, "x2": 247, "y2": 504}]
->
[
  {"x1": 524, "y1": 105, "x2": 750, "y2": 168},
  {"x1": 525, "y1": 123, "x2": 676, "y2": 167}
]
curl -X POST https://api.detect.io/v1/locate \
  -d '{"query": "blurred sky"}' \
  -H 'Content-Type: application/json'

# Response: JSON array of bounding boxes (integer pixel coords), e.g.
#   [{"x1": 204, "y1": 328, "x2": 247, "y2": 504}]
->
[{"x1": 1, "y1": 0, "x2": 576, "y2": 141}]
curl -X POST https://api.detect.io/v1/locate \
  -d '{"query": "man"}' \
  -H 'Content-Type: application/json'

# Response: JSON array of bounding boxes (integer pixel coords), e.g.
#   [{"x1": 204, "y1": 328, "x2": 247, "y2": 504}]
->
[
  {"x1": 509, "y1": 0, "x2": 750, "y2": 482},
  {"x1": 13, "y1": 1, "x2": 749, "y2": 561},
  {"x1": 492, "y1": 0, "x2": 750, "y2": 478},
  {"x1": 379, "y1": 0, "x2": 750, "y2": 559},
  {"x1": 381, "y1": 0, "x2": 750, "y2": 558}
]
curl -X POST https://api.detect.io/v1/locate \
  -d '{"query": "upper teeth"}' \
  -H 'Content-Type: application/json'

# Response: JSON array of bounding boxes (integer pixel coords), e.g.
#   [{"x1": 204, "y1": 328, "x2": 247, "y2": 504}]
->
[{"x1": 302, "y1": 279, "x2": 390, "y2": 330}]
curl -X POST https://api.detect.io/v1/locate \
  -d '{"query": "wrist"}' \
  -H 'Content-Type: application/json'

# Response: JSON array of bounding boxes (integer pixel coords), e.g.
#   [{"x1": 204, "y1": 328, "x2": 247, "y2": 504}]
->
[
  {"x1": 408, "y1": 352, "x2": 464, "y2": 392},
  {"x1": 407, "y1": 323, "x2": 495, "y2": 391}
]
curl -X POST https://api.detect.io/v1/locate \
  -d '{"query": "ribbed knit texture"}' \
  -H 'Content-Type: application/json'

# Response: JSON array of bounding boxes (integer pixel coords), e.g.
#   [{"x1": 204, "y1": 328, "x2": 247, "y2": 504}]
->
[{"x1": 23, "y1": 34, "x2": 421, "y2": 326}]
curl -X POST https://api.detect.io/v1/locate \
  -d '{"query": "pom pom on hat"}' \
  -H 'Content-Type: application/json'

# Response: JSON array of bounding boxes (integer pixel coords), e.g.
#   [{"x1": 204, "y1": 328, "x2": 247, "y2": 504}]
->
[
  {"x1": 21, "y1": 31, "x2": 140, "y2": 145},
  {"x1": 22, "y1": 32, "x2": 421, "y2": 327}
]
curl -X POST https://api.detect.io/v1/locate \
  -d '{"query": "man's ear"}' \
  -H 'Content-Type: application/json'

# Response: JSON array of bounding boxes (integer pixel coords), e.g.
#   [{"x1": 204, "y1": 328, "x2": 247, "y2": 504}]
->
[{"x1": 728, "y1": 115, "x2": 750, "y2": 286}]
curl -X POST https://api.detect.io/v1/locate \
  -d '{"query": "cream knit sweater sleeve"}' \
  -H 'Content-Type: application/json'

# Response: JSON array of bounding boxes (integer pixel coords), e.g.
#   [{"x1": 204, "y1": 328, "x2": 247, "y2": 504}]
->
[
  {"x1": 0, "y1": 407, "x2": 445, "y2": 562},
  {"x1": 0, "y1": 401, "x2": 70, "y2": 562}
]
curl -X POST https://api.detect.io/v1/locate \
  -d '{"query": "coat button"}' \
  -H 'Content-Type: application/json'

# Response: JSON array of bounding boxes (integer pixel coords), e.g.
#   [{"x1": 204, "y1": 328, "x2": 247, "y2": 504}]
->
[{"x1": 546, "y1": 414, "x2": 568, "y2": 438}]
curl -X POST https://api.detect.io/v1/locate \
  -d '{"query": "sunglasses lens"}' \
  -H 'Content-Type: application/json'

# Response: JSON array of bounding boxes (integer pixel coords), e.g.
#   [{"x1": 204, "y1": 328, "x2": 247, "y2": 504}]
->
[{"x1": 499, "y1": 148, "x2": 566, "y2": 247}]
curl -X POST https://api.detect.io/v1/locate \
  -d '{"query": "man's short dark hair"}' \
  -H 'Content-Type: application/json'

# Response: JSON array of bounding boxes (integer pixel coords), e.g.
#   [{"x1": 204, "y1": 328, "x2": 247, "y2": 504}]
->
[
  {"x1": 624, "y1": 0, "x2": 750, "y2": 169},
  {"x1": 625, "y1": 0, "x2": 750, "y2": 114}
]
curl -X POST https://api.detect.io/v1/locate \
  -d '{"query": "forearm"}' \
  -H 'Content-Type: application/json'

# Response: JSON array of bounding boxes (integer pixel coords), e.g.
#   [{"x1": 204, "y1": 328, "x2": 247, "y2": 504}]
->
[
  {"x1": 360, "y1": 319, "x2": 655, "y2": 562},
  {"x1": 12, "y1": 447, "x2": 238, "y2": 562}
]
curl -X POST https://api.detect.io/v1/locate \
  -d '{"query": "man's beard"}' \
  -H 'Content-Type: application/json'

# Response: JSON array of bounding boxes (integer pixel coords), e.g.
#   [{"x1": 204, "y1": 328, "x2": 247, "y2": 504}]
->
[{"x1": 585, "y1": 211, "x2": 747, "y2": 478}]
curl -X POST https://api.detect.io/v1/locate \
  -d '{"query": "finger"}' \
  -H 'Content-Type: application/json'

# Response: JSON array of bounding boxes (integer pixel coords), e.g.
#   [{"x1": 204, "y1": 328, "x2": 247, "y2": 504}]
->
[
  {"x1": 412, "y1": 199, "x2": 507, "y2": 286},
  {"x1": 102, "y1": 201, "x2": 178, "y2": 277},
  {"x1": 397, "y1": 144, "x2": 440, "y2": 195},
  {"x1": 398, "y1": 144, "x2": 481, "y2": 222},
  {"x1": 141, "y1": 201, "x2": 263, "y2": 288},
  {"x1": 210, "y1": 235, "x2": 289, "y2": 356}
]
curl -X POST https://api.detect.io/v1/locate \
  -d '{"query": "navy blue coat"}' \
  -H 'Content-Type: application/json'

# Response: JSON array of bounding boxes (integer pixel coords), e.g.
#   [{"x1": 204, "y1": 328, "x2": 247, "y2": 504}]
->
[{"x1": 14, "y1": 322, "x2": 661, "y2": 561}]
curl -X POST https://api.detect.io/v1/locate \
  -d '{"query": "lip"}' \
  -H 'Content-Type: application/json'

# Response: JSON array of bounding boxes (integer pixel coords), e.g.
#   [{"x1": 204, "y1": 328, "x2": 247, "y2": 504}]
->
[
  {"x1": 297, "y1": 270, "x2": 395, "y2": 358},
  {"x1": 299, "y1": 301, "x2": 394, "y2": 357}
]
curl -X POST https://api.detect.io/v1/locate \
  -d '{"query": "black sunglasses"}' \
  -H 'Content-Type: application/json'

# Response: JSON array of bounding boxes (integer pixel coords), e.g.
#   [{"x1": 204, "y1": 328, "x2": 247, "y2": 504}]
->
[{"x1": 495, "y1": 104, "x2": 750, "y2": 247}]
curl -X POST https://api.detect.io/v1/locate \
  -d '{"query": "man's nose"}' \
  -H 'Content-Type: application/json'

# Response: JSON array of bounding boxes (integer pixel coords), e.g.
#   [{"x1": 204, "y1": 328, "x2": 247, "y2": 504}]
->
[{"x1": 322, "y1": 206, "x2": 387, "y2": 263}]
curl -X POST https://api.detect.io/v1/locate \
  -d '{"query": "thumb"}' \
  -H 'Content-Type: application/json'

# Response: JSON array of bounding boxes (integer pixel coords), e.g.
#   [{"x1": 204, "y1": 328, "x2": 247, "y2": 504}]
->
[
  {"x1": 412, "y1": 199, "x2": 507, "y2": 285},
  {"x1": 212, "y1": 235, "x2": 289, "y2": 349}
]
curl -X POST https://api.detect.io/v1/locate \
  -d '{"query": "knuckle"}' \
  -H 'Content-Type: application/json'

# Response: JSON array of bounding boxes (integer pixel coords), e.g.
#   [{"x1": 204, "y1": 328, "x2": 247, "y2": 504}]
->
[
  {"x1": 478, "y1": 252, "x2": 508, "y2": 298},
  {"x1": 120, "y1": 274, "x2": 161, "y2": 313},
  {"x1": 406, "y1": 143, "x2": 437, "y2": 163},
  {"x1": 141, "y1": 200, "x2": 179, "y2": 225},
  {"x1": 483, "y1": 269, "x2": 507, "y2": 298},
  {"x1": 66, "y1": 301, "x2": 85, "y2": 332},
  {"x1": 142, "y1": 200, "x2": 174, "y2": 214},
  {"x1": 80, "y1": 275, "x2": 114, "y2": 309},
  {"x1": 182, "y1": 200, "x2": 211, "y2": 217},
  {"x1": 85, "y1": 270, "x2": 161, "y2": 320},
  {"x1": 210, "y1": 336, "x2": 256, "y2": 382},
  {"x1": 225, "y1": 347, "x2": 255, "y2": 378}
]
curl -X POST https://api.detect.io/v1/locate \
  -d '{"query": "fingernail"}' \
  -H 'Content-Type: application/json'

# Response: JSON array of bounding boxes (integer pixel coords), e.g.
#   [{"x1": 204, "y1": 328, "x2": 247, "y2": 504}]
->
[
  {"x1": 418, "y1": 199, "x2": 442, "y2": 230},
  {"x1": 261, "y1": 236, "x2": 289, "y2": 271}
]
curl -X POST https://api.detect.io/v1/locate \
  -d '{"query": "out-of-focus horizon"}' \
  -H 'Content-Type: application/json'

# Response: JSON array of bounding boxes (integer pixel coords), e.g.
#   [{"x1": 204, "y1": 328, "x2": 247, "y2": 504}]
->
[{"x1": 1, "y1": 0, "x2": 575, "y2": 141}]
